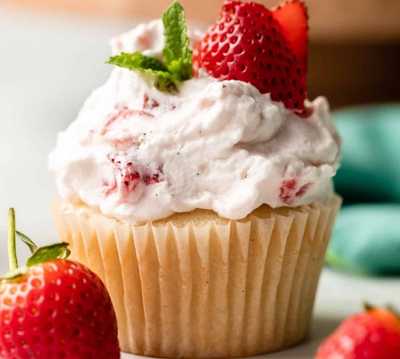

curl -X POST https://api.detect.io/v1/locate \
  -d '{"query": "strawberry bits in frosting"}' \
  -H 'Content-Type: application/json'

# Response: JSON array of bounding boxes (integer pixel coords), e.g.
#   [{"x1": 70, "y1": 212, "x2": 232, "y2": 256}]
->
[{"x1": 49, "y1": 4, "x2": 340, "y2": 224}]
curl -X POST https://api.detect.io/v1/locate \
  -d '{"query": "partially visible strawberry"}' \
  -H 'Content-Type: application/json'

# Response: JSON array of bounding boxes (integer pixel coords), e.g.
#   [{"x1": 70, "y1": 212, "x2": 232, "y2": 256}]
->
[
  {"x1": 273, "y1": 0, "x2": 308, "y2": 71},
  {"x1": 316, "y1": 304, "x2": 400, "y2": 359},
  {"x1": 0, "y1": 209, "x2": 120, "y2": 359},
  {"x1": 194, "y1": 0, "x2": 308, "y2": 114}
]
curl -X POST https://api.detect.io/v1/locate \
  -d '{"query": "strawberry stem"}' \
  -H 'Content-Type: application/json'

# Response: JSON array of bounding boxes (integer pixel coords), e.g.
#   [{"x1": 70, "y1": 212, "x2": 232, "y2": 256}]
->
[
  {"x1": 7, "y1": 208, "x2": 18, "y2": 271},
  {"x1": 364, "y1": 302, "x2": 375, "y2": 312}
]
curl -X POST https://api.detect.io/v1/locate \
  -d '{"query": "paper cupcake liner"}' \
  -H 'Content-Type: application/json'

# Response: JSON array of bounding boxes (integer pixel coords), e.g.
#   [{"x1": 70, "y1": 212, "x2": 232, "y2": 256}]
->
[{"x1": 53, "y1": 196, "x2": 341, "y2": 358}]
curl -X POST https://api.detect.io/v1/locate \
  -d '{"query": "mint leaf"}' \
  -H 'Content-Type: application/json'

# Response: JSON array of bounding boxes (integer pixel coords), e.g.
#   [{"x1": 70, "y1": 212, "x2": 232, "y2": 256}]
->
[
  {"x1": 107, "y1": 2, "x2": 192, "y2": 92},
  {"x1": 108, "y1": 52, "x2": 167, "y2": 72},
  {"x1": 108, "y1": 52, "x2": 177, "y2": 92},
  {"x1": 153, "y1": 71, "x2": 178, "y2": 92},
  {"x1": 26, "y1": 242, "x2": 71, "y2": 267},
  {"x1": 162, "y1": 1, "x2": 192, "y2": 80}
]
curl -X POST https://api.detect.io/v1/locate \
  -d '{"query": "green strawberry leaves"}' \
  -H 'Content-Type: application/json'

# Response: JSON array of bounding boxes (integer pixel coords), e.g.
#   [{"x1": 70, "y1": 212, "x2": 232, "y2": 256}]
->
[
  {"x1": 107, "y1": 1, "x2": 192, "y2": 93},
  {"x1": 108, "y1": 52, "x2": 168, "y2": 72},
  {"x1": 16, "y1": 230, "x2": 38, "y2": 253},
  {"x1": 26, "y1": 243, "x2": 71, "y2": 267},
  {"x1": 1, "y1": 208, "x2": 71, "y2": 282}
]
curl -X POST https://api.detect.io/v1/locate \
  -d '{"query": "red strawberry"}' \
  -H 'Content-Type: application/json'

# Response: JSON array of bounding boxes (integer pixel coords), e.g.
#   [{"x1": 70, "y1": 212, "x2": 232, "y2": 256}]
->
[
  {"x1": 194, "y1": 0, "x2": 308, "y2": 115},
  {"x1": 316, "y1": 304, "x2": 400, "y2": 359},
  {"x1": 273, "y1": 0, "x2": 308, "y2": 71},
  {"x1": 0, "y1": 209, "x2": 120, "y2": 359}
]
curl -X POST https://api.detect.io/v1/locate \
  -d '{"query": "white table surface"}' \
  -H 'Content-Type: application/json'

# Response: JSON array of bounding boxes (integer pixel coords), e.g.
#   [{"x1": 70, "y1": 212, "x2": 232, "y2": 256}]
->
[{"x1": 1, "y1": 6, "x2": 399, "y2": 359}]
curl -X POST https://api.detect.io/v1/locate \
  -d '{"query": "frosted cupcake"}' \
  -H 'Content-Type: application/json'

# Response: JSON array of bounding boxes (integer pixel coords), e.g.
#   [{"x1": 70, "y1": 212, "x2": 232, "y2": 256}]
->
[{"x1": 50, "y1": 1, "x2": 341, "y2": 357}]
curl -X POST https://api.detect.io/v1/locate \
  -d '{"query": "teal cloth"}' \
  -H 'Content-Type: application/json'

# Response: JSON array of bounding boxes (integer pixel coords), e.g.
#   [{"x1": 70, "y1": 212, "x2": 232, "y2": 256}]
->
[{"x1": 329, "y1": 105, "x2": 400, "y2": 275}]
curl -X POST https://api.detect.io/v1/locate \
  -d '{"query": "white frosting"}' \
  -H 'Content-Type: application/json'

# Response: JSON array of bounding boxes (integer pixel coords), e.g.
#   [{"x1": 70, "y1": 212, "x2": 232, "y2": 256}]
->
[{"x1": 49, "y1": 20, "x2": 340, "y2": 223}]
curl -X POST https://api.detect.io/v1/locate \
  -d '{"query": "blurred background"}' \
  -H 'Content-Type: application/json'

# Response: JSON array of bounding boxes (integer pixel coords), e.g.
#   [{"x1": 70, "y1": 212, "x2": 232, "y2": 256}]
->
[
  {"x1": 5, "y1": 0, "x2": 400, "y2": 108},
  {"x1": 1, "y1": 0, "x2": 399, "y2": 267},
  {"x1": 1, "y1": 0, "x2": 400, "y2": 266},
  {"x1": 0, "y1": 1, "x2": 400, "y2": 357},
  {"x1": 1, "y1": 0, "x2": 399, "y2": 240}
]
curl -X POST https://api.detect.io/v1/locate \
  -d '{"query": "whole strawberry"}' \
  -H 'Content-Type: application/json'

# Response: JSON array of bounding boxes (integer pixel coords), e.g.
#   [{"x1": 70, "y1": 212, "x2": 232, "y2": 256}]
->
[
  {"x1": 316, "y1": 304, "x2": 400, "y2": 359},
  {"x1": 193, "y1": 0, "x2": 308, "y2": 115},
  {"x1": 0, "y1": 209, "x2": 120, "y2": 359}
]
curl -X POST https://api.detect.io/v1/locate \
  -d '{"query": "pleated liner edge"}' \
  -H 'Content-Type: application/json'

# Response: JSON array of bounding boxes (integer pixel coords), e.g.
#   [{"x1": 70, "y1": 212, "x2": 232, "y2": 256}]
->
[{"x1": 53, "y1": 196, "x2": 341, "y2": 358}]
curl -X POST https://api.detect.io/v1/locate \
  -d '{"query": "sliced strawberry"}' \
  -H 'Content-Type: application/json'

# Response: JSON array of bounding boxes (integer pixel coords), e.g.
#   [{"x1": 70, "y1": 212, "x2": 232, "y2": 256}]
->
[
  {"x1": 273, "y1": 0, "x2": 309, "y2": 70},
  {"x1": 194, "y1": 0, "x2": 308, "y2": 115}
]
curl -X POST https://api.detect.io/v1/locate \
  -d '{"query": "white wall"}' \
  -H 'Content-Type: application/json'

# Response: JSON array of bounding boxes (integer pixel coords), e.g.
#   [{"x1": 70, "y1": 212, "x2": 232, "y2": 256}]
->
[{"x1": 0, "y1": 7, "x2": 130, "y2": 270}]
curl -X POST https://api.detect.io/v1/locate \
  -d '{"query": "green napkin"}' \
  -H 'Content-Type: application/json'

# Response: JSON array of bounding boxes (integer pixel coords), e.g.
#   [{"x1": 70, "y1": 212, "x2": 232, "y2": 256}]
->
[{"x1": 329, "y1": 105, "x2": 400, "y2": 275}]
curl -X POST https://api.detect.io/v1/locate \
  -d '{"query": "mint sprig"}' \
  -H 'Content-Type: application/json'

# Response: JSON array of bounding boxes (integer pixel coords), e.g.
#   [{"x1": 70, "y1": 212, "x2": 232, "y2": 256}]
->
[
  {"x1": 162, "y1": 1, "x2": 192, "y2": 81},
  {"x1": 108, "y1": 52, "x2": 177, "y2": 92},
  {"x1": 107, "y1": 1, "x2": 192, "y2": 93}
]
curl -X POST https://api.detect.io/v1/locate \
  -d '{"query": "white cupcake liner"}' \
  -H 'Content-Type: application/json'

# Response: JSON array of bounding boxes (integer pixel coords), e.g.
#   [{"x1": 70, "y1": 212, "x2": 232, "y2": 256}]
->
[{"x1": 54, "y1": 196, "x2": 341, "y2": 358}]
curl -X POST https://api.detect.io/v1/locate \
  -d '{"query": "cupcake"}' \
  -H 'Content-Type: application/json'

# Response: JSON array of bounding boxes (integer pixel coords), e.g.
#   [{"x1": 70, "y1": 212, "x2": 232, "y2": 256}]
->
[{"x1": 49, "y1": 1, "x2": 341, "y2": 357}]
